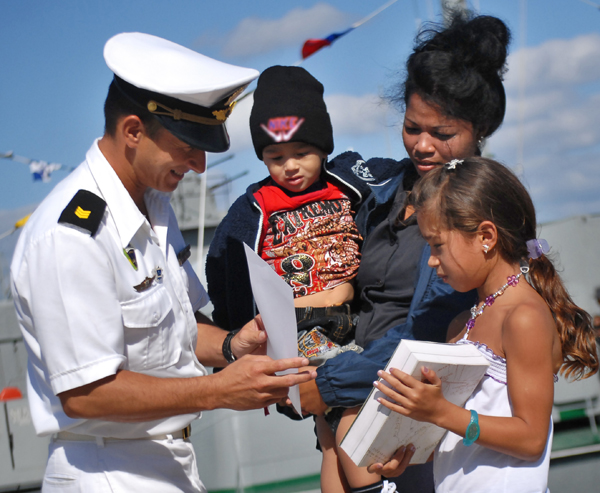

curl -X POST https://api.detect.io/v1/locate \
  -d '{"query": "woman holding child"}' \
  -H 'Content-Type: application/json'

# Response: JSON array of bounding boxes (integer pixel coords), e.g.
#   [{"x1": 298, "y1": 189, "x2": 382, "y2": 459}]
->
[{"x1": 295, "y1": 13, "x2": 514, "y2": 493}]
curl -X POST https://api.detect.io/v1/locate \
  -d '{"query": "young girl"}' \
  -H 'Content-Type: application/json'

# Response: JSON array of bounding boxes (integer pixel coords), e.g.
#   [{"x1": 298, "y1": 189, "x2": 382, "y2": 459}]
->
[{"x1": 369, "y1": 157, "x2": 599, "y2": 492}]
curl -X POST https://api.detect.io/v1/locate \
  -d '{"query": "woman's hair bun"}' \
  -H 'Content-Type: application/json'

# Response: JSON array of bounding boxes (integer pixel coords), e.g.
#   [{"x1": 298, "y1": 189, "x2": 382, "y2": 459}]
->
[
  {"x1": 458, "y1": 15, "x2": 511, "y2": 78},
  {"x1": 394, "y1": 11, "x2": 511, "y2": 138},
  {"x1": 417, "y1": 13, "x2": 511, "y2": 80}
]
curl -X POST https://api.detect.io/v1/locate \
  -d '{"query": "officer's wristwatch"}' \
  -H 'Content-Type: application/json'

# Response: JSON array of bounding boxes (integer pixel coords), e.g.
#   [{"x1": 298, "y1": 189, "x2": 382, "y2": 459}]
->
[
  {"x1": 222, "y1": 329, "x2": 240, "y2": 364},
  {"x1": 463, "y1": 409, "x2": 480, "y2": 446}
]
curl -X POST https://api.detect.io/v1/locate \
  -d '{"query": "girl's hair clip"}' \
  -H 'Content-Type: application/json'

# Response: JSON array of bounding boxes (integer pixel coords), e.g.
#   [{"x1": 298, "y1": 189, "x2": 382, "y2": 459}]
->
[
  {"x1": 526, "y1": 238, "x2": 550, "y2": 259},
  {"x1": 445, "y1": 159, "x2": 464, "y2": 170}
]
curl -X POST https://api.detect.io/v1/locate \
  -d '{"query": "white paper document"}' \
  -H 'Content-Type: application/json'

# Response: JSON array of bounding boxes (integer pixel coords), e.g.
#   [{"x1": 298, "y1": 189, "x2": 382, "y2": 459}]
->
[
  {"x1": 243, "y1": 243, "x2": 301, "y2": 415},
  {"x1": 340, "y1": 340, "x2": 490, "y2": 466}
]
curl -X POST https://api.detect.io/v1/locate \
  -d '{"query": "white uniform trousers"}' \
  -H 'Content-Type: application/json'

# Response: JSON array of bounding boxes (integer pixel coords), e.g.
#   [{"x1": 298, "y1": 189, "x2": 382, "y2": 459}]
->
[{"x1": 43, "y1": 436, "x2": 206, "y2": 493}]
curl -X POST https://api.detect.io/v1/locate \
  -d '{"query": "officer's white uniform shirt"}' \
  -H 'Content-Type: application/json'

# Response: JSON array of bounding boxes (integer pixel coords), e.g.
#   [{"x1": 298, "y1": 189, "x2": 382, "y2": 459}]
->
[{"x1": 11, "y1": 139, "x2": 209, "y2": 438}]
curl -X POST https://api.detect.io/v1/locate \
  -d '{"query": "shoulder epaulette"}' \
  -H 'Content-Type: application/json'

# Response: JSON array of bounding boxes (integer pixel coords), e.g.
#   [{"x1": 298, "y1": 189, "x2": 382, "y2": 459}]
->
[{"x1": 58, "y1": 189, "x2": 106, "y2": 236}]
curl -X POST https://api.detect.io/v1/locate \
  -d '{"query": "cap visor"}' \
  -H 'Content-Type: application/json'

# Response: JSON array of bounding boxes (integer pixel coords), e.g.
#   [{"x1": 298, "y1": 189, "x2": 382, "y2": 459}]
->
[{"x1": 157, "y1": 116, "x2": 230, "y2": 153}]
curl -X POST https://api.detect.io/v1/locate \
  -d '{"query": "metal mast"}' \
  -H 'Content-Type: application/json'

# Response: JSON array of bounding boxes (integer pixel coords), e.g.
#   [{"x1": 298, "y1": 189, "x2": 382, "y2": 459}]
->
[{"x1": 440, "y1": 0, "x2": 468, "y2": 24}]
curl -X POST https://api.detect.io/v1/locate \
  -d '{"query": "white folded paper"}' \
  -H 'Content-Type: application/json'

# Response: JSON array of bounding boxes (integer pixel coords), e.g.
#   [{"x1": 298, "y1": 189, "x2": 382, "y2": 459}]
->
[{"x1": 243, "y1": 243, "x2": 301, "y2": 415}]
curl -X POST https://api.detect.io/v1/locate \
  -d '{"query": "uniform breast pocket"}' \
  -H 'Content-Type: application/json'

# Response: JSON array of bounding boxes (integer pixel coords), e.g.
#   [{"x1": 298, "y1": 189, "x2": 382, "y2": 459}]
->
[{"x1": 120, "y1": 284, "x2": 181, "y2": 371}]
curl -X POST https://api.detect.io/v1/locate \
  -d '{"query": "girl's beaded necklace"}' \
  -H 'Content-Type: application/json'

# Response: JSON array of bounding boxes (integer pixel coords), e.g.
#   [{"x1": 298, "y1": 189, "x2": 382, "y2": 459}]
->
[{"x1": 465, "y1": 273, "x2": 522, "y2": 336}]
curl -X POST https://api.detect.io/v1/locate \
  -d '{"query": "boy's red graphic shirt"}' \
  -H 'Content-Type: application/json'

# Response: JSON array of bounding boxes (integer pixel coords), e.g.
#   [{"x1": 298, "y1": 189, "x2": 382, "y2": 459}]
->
[{"x1": 254, "y1": 181, "x2": 362, "y2": 298}]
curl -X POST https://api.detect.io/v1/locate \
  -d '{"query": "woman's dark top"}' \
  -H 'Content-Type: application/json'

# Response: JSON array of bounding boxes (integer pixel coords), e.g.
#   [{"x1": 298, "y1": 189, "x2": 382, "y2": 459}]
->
[{"x1": 354, "y1": 166, "x2": 425, "y2": 347}]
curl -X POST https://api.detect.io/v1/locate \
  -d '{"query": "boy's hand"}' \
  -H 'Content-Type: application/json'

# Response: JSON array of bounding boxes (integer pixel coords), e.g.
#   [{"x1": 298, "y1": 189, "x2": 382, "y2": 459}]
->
[
  {"x1": 367, "y1": 444, "x2": 415, "y2": 477},
  {"x1": 280, "y1": 375, "x2": 329, "y2": 416}
]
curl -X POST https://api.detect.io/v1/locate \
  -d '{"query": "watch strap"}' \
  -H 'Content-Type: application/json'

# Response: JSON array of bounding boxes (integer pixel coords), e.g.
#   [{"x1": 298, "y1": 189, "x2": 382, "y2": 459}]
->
[
  {"x1": 463, "y1": 409, "x2": 480, "y2": 446},
  {"x1": 222, "y1": 329, "x2": 240, "y2": 364}
]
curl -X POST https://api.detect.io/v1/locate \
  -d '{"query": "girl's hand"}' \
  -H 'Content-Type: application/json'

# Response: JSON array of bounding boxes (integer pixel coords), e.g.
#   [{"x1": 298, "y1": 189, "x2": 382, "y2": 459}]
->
[
  {"x1": 367, "y1": 443, "x2": 416, "y2": 477},
  {"x1": 374, "y1": 366, "x2": 448, "y2": 424}
]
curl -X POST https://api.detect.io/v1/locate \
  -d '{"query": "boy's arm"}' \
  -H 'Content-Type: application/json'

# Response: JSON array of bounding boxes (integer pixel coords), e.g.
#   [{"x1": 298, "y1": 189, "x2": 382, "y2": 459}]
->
[{"x1": 206, "y1": 196, "x2": 259, "y2": 332}]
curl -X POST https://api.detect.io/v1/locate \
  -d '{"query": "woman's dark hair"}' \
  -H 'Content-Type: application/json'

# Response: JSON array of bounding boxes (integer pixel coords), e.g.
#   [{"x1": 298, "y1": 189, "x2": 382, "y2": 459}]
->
[
  {"x1": 103, "y1": 78, "x2": 162, "y2": 138},
  {"x1": 390, "y1": 12, "x2": 511, "y2": 139},
  {"x1": 411, "y1": 157, "x2": 599, "y2": 380}
]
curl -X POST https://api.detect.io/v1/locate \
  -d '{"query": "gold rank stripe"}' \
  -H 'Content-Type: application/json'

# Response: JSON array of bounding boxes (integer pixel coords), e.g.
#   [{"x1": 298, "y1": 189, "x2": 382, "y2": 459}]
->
[{"x1": 74, "y1": 206, "x2": 91, "y2": 219}]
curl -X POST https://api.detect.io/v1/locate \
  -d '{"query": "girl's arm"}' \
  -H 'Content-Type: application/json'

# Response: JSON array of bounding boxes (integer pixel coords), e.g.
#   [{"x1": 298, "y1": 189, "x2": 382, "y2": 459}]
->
[{"x1": 374, "y1": 302, "x2": 557, "y2": 463}]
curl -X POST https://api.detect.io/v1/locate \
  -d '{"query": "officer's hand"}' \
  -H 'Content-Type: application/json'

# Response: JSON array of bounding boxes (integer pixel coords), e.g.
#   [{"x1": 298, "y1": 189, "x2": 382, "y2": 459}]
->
[
  {"x1": 232, "y1": 315, "x2": 267, "y2": 358},
  {"x1": 214, "y1": 355, "x2": 316, "y2": 411}
]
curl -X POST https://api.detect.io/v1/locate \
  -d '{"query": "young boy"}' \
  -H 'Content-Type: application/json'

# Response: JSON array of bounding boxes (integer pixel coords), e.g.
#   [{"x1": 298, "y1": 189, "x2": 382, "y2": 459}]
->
[
  {"x1": 206, "y1": 65, "x2": 376, "y2": 348},
  {"x1": 206, "y1": 65, "x2": 384, "y2": 491}
]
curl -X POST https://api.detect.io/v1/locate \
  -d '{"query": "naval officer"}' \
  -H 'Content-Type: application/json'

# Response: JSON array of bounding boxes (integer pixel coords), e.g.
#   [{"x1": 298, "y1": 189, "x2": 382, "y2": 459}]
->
[{"x1": 10, "y1": 32, "x2": 316, "y2": 492}]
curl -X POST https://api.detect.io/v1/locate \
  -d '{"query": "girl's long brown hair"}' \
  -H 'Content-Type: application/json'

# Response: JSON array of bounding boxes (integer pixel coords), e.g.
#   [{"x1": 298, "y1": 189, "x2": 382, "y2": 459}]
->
[{"x1": 412, "y1": 157, "x2": 598, "y2": 380}]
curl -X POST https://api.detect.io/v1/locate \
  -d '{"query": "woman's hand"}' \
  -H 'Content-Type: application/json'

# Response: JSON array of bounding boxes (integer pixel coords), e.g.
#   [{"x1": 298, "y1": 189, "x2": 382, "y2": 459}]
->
[
  {"x1": 367, "y1": 444, "x2": 416, "y2": 477},
  {"x1": 374, "y1": 366, "x2": 448, "y2": 425}
]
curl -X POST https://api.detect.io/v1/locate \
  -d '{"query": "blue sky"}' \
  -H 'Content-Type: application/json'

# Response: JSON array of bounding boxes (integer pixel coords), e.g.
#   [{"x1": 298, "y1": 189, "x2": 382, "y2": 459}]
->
[{"x1": 1, "y1": 0, "x2": 600, "y2": 230}]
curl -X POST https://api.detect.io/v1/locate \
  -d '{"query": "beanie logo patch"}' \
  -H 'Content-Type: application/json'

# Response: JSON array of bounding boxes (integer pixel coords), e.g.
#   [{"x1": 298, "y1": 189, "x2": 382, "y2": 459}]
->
[
  {"x1": 351, "y1": 160, "x2": 375, "y2": 182},
  {"x1": 260, "y1": 117, "x2": 305, "y2": 143}
]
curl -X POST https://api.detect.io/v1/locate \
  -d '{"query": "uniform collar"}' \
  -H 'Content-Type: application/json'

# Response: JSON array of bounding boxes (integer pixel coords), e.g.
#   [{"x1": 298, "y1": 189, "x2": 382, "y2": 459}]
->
[
  {"x1": 86, "y1": 139, "x2": 148, "y2": 248},
  {"x1": 144, "y1": 188, "x2": 172, "y2": 254}
]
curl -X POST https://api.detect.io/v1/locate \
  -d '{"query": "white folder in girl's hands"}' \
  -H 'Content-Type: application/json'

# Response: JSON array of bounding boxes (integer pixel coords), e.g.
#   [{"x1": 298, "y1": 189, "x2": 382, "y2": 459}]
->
[
  {"x1": 340, "y1": 340, "x2": 490, "y2": 466},
  {"x1": 243, "y1": 243, "x2": 302, "y2": 416}
]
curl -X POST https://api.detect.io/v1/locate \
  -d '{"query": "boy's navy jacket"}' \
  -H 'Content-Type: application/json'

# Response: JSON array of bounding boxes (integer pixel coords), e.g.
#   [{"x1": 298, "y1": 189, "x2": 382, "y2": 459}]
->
[
  {"x1": 205, "y1": 151, "x2": 400, "y2": 332},
  {"x1": 206, "y1": 152, "x2": 475, "y2": 408}
]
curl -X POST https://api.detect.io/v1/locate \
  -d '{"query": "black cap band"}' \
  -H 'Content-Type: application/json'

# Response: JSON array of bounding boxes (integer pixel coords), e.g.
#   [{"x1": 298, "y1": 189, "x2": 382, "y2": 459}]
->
[{"x1": 113, "y1": 76, "x2": 236, "y2": 152}]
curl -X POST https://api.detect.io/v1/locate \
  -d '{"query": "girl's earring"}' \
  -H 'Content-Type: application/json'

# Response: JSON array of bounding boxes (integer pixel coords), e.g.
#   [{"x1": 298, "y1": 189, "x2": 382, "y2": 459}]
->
[{"x1": 483, "y1": 244, "x2": 490, "y2": 254}]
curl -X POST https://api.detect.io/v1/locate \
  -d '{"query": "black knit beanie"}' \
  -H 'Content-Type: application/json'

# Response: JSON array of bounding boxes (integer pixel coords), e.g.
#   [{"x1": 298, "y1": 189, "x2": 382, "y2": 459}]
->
[{"x1": 250, "y1": 65, "x2": 334, "y2": 160}]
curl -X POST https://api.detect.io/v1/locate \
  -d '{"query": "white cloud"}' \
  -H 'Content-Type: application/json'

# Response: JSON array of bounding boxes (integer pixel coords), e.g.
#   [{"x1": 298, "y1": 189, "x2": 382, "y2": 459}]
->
[
  {"x1": 208, "y1": 4, "x2": 352, "y2": 58},
  {"x1": 485, "y1": 33, "x2": 600, "y2": 222},
  {"x1": 491, "y1": 36, "x2": 600, "y2": 163},
  {"x1": 326, "y1": 93, "x2": 389, "y2": 135},
  {"x1": 503, "y1": 90, "x2": 571, "y2": 125},
  {"x1": 522, "y1": 150, "x2": 600, "y2": 223},
  {"x1": 504, "y1": 33, "x2": 600, "y2": 91},
  {"x1": 223, "y1": 93, "x2": 254, "y2": 153},
  {"x1": 491, "y1": 92, "x2": 600, "y2": 159}
]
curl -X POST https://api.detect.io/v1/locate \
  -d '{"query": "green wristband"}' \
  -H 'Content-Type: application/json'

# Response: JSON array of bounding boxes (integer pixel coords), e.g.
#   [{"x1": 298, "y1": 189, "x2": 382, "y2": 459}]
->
[{"x1": 463, "y1": 409, "x2": 480, "y2": 446}]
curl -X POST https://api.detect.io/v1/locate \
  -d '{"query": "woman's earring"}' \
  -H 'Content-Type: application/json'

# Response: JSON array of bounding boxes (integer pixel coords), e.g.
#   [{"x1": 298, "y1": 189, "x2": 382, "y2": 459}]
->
[{"x1": 483, "y1": 244, "x2": 490, "y2": 254}]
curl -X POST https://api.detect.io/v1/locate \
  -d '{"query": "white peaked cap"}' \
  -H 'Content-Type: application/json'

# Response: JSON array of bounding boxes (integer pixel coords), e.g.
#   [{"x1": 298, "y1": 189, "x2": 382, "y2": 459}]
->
[
  {"x1": 102, "y1": 32, "x2": 258, "y2": 152},
  {"x1": 104, "y1": 32, "x2": 259, "y2": 108}
]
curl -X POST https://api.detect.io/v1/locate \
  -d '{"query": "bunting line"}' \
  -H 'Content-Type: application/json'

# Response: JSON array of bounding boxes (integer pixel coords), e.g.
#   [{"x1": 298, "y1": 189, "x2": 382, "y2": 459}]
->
[{"x1": 1, "y1": 151, "x2": 70, "y2": 182}]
